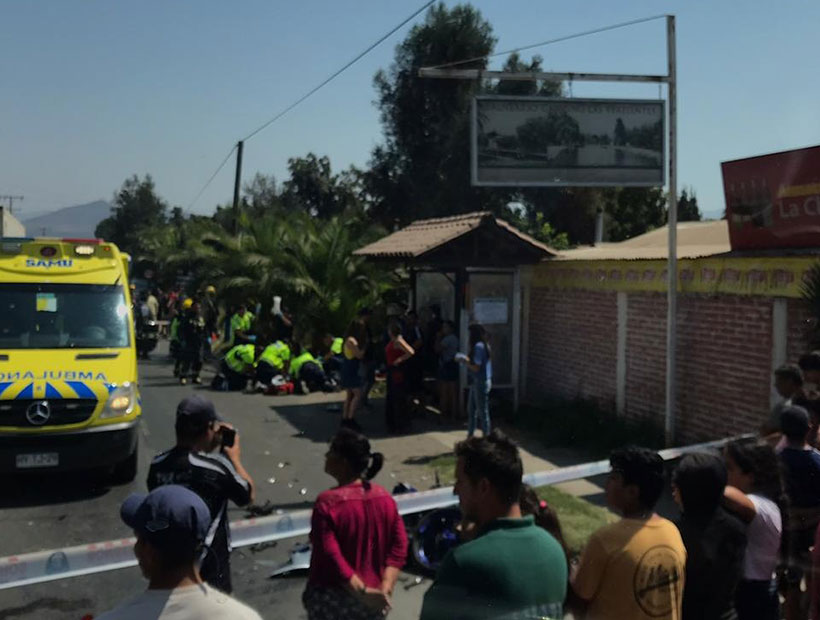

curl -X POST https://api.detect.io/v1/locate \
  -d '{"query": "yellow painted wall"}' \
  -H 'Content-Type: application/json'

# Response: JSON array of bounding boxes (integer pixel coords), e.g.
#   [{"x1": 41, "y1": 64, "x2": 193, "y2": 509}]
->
[{"x1": 532, "y1": 256, "x2": 818, "y2": 298}]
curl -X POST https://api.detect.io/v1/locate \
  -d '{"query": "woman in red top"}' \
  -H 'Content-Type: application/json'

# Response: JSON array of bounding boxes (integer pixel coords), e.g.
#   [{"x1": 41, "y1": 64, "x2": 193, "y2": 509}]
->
[
  {"x1": 384, "y1": 321, "x2": 414, "y2": 434},
  {"x1": 303, "y1": 428, "x2": 408, "y2": 619}
]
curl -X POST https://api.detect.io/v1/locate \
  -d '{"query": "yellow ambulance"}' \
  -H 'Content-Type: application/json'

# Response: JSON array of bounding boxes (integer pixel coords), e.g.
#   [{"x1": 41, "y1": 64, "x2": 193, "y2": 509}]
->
[{"x1": 0, "y1": 237, "x2": 140, "y2": 481}]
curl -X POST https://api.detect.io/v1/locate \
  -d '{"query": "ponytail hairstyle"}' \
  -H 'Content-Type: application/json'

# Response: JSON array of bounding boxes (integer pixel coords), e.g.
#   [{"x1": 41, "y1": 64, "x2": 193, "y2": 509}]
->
[
  {"x1": 330, "y1": 427, "x2": 385, "y2": 481},
  {"x1": 519, "y1": 484, "x2": 569, "y2": 567}
]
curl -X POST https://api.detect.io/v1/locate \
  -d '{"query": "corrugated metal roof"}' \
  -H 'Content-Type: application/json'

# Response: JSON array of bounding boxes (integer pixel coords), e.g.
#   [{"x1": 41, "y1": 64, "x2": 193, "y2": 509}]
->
[
  {"x1": 555, "y1": 220, "x2": 730, "y2": 261},
  {"x1": 354, "y1": 211, "x2": 556, "y2": 259}
]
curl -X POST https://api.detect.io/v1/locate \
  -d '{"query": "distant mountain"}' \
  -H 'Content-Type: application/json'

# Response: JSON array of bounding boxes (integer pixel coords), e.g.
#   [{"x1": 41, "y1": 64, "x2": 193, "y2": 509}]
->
[{"x1": 23, "y1": 200, "x2": 112, "y2": 238}]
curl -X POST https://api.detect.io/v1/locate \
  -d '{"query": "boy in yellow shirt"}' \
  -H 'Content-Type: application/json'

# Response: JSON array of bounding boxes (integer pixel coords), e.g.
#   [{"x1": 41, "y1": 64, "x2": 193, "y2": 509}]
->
[{"x1": 571, "y1": 446, "x2": 686, "y2": 620}]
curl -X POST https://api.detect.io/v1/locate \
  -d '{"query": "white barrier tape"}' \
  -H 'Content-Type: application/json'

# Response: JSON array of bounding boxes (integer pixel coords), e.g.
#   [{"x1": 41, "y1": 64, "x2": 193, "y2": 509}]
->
[{"x1": 0, "y1": 434, "x2": 746, "y2": 590}]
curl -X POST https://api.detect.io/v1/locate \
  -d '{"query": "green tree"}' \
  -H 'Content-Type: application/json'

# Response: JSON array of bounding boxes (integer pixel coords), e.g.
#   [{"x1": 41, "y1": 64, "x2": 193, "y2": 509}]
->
[
  {"x1": 95, "y1": 175, "x2": 168, "y2": 255},
  {"x1": 605, "y1": 187, "x2": 667, "y2": 242},
  {"x1": 677, "y1": 187, "x2": 702, "y2": 222},
  {"x1": 282, "y1": 154, "x2": 363, "y2": 219},
  {"x1": 366, "y1": 3, "x2": 507, "y2": 226},
  {"x1": 243, "y1": 173, "x2": 282, "y2": 215},
  {"x1": 491, "y1": 52, "x2": 562, "y2": 97},
  {"x1": 185, "y1": 212, "x2": 395, "y2": 337}
]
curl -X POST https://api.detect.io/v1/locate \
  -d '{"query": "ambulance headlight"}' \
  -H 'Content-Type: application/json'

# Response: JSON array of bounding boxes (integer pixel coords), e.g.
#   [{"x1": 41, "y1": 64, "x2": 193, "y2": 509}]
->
[{"x1": 101, "y1": 383, "x2": 136, "y2": 418}]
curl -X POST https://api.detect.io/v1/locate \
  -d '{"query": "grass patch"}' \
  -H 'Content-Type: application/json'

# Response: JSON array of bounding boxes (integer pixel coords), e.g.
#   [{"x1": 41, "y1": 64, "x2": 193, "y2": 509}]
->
[
  {"x1": 428, "y1": 453, "x2": 456, "y2": 485},
  {"x1": 537, "y1": 485, "x2": 616, "y2": 555},
  {"x1": 509, "y1": 396, "x2": 665, "y2": 459},
  {"x1": 426, "y1": 455, "x2": 616, "y2": 555}
]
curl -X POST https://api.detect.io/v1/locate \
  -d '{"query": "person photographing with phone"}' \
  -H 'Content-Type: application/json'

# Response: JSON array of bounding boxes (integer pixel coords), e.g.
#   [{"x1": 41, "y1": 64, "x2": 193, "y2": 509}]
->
[{"x1": 148, "y1": 395, "x2": 255, "y2": 594}]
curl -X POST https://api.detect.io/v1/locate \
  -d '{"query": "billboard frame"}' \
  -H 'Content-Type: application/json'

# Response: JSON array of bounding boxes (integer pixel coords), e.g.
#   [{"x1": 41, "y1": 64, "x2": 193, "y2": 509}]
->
[
  {"x1": 470, "y1": 95, "x2": 666, "y2": 188},
  {"x1": 419, "y1": 16, "x2": 678, "y2": 446}
]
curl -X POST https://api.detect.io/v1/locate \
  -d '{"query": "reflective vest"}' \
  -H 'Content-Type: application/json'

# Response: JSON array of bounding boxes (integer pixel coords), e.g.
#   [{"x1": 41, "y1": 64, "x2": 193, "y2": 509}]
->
[
  {"x1": 169, "y1": 317, "x2": 180, "y2": 342},
  {"x1": 290, "y1": 351, "x2": 320, "y2": 379},
  {"x1": 225, "y1": 344, "x2": 255, "y2": 373},
  {"x1": 230, "y1": 312, "x2": 253, "y2": 334},
  {"x1": 330, "y1": 337, "x2": 343, "y2": 355},
  {"x1": 259, "y1": 341, "x2": 291, "y2": 370}
]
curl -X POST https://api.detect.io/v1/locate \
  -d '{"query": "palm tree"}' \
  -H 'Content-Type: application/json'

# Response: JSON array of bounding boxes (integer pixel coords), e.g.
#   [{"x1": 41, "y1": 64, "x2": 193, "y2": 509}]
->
[
  {"x1": 277, "y1": 212, "x2": 395, "y2": 336},
  {"x1": 159, "y1": 210, "x2": 397, "y2": 340}
]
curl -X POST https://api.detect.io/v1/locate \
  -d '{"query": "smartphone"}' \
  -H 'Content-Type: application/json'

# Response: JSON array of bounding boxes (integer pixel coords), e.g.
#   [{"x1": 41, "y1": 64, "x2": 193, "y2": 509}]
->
[{"x1": 221, "y1": 426, "x2": 236, "y2": 448}]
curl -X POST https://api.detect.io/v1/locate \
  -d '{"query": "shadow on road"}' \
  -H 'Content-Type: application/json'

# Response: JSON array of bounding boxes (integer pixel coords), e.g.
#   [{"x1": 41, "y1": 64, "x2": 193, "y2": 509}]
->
[
  {"x1": 0, "y1": 471, "x2": 112, "y2": 508},
  {"x1": 274, "y1": 400, "x2": 465, "y2": 445},
  {"x1": 401, "y1": 452, "x2": 454, "y2": 466}
]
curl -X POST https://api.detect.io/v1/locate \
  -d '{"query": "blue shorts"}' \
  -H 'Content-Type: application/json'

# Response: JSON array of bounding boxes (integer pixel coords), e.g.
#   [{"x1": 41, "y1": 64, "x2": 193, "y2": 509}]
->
[{"x1": 340, "y1": 358, "x2": 362, "y2": 389}]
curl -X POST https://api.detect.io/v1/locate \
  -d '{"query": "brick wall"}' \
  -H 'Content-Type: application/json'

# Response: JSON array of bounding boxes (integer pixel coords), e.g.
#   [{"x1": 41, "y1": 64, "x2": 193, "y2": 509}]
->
[
  {"x1": 786, "y1": 298, "x2": 815, "y2": 364},
  {"x1": 527, "y1": 288, "x2": 618, "y2": 409},
  {"x1": 526, "y1": 288, "x2": 814, "y2": 443},
  {"x1": 674, "y1": 294, "x2": 773, "y2": 442}
]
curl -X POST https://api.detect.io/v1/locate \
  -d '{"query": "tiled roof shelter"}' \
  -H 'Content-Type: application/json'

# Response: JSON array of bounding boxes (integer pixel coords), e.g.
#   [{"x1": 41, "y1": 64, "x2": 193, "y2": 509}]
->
[{"x1": 354, "y1": 211, "x2": 555, "y2": 266}]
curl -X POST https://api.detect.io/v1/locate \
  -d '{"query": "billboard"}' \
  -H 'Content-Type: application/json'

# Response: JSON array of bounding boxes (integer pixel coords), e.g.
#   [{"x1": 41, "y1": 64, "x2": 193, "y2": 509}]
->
[
  {"x1": 471, "y1": 96, "x2": 665, "y2": 187},
  {"x1": 722, "y1": 145, "x2": 820, "y2": 251}
]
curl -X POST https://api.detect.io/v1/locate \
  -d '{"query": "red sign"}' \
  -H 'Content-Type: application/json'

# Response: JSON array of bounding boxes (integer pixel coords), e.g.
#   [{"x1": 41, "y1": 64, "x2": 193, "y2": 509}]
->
[{"x1": 722, "y1": 145, "x2": 820, "y2": 250}]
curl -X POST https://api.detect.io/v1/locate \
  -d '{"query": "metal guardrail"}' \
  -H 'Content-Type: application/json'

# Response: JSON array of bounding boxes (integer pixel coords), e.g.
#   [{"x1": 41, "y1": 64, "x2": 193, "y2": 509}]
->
[{"x1": 0, "y1": 435, "x2": 741, "y2": 590}]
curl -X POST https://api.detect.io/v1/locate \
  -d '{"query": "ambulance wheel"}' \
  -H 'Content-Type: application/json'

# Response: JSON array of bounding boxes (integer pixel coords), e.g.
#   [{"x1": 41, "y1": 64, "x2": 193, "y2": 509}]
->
[{"x1": 111, "y1": 446, "x2": 138, "y2": 484}]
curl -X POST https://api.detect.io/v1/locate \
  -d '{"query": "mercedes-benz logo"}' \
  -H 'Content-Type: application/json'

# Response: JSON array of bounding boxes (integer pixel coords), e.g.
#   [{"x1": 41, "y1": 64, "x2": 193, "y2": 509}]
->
[{"x1": 26, "y1": 401, "x2": 51, "y2": 426}]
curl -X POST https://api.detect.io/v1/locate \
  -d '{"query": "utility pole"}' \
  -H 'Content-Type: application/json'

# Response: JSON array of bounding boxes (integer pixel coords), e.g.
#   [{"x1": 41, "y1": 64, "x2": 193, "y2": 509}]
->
[
  {"x1": 0, "y1": 195, "x2": 24, "y2": 214},
  {"x1": 664, "y1": 15, "x2": 678, "y2": 446},
  {"x1": 232, "y1": 141, "x2": 244, "y2": 236}
]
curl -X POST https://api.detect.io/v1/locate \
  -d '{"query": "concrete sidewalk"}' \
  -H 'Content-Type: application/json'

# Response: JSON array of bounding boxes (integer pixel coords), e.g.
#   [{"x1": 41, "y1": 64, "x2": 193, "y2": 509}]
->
[{"x1": 368, "y1": 416, "x2": 605, "y2": 501}]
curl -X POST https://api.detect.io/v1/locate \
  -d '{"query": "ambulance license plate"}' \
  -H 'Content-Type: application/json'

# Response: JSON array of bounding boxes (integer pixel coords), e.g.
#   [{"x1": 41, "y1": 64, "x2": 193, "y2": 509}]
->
[{"x1": 16, "y1": 453, "x2": 59, "y2": 469}]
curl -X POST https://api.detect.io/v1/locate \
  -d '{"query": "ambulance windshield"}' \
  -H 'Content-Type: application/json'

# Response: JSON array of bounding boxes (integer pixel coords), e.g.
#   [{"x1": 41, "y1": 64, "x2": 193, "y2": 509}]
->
[{"x1": 0, "y1": 283, "x2": 130, "y2": 349}]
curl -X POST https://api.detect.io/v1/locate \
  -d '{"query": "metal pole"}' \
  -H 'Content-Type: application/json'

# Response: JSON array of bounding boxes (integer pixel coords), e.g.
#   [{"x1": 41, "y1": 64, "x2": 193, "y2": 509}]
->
[
  {"x1": 665, "y1": 15, "x2": 678, "y2": 446},
  {"x1": 232, "y1": 140, "x2": 244, "y2": 235}
]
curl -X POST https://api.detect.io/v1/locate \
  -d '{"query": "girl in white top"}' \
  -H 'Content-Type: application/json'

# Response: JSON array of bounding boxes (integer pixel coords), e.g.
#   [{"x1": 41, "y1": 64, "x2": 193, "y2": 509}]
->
[{"x1": 723, "y1": 438, "x2": 785, "y2": 620}]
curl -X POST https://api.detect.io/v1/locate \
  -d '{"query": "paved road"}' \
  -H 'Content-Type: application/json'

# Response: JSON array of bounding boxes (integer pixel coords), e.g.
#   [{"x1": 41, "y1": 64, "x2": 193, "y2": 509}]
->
[{"x1": 0, "y1": 346, "x2": 432, "y2": 620}]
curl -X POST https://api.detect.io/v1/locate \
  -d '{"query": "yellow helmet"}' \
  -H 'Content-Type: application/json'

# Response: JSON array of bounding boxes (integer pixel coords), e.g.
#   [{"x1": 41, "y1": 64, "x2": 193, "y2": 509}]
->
[
  {"x1": 182, "y1": 298, "x2": 193, "y2": 309},
  {"x1": 205, "y1": 285, "x2": 216, "y2": 294}
]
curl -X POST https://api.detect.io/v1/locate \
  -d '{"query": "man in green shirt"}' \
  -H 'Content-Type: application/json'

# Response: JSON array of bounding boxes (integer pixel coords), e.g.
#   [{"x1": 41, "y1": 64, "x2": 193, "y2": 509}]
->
[
  {"x1": 219, "y1": 343, "x2": 256, "y2": 391},
  {"x1": 255, "y1": 340, "x2": 291, "y2": 388},
  {"x1": 229, "y1": 304, "x2": 255, "y2": 346},
  {"x1": 420, "y1": 430, "x2": 567, "y2": 620},
  {"x1": 290, "y1": 345, "x2": 330, "y2": 394}
]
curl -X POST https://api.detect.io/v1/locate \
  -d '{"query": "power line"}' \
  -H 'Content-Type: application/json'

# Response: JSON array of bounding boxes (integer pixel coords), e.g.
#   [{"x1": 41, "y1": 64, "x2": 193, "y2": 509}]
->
[
  {"x1": 428, "y1": 14, "x2": 668, "y2": 70},
  {"x1": 186, "y1": 144, "x2": 237, "y2": 211},
  {"x1": 240, "y1": 0, "x2": 436, "y2": 142}
]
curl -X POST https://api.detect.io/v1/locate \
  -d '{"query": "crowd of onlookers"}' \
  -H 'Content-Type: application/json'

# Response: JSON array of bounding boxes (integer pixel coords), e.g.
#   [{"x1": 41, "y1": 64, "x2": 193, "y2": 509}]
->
[{"x1": 102, "y1": 289, "x2": 820, "y2": 618}]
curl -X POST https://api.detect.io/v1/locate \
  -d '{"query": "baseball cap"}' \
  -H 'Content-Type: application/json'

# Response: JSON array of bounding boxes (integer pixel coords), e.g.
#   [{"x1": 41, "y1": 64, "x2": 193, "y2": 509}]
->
[
  {"x1": 176, "y1": 394, "x2": 222, "y2": 427},
  {"x1": 780, "y1": 405, "x2": 810, "y2": 440},
  {"x1": 121, "y1": 485, "x2": 211, "y2": 550}
]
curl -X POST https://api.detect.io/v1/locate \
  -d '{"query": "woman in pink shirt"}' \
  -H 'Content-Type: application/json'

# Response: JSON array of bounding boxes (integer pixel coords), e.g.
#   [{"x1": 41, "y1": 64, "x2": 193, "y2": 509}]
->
[{"x1": 303, "y1": 428, "x2": 408, "y2": 619}]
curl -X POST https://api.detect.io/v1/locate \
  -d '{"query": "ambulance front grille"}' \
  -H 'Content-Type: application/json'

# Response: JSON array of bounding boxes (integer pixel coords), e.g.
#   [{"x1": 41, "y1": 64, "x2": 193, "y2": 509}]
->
[{"x1": 0, "y1": 399, "x2": 98, "y2": 427}]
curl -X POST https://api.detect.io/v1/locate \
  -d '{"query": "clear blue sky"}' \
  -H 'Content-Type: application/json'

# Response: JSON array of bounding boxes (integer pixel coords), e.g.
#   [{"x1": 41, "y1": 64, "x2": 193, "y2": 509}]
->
[{"x1": 2, "y1": 0, "x2": 818, "y2": 221}]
